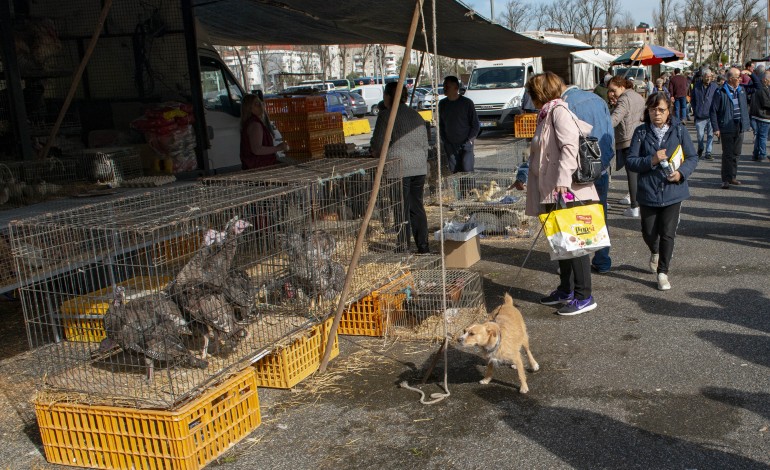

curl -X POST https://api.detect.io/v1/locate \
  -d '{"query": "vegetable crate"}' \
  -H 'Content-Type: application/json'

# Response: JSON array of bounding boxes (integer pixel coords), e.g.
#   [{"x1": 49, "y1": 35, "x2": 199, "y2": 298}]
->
[
  {"x1": 253, "y1": 316, "x2": 339, "y2": 389},
  {"x1": 34, "y1": 368, "x2": 261, "y2": 470},
  {"x1": 58, "y1": 275, "x2": 173, "y2": 343},
  {"x1": 338, "y1": 274, "x2": 410, "y2": 337},
  {"x1": 264, "y1": 96, "x2": 326, "y2": 115},
  {"x1": 273, "y1": 112, "x2": 342, "y2": 134},
  {"x1": 514, "y1": 113, "x2": 537, "y2": 138},
  {"x1": 283, "y1": 129, "x2": 345, "y2": 160}
]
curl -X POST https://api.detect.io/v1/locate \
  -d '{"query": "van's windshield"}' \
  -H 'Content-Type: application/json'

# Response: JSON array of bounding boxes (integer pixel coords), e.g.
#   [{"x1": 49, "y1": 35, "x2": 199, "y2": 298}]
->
[{"x1": 469, "y1": 66, "x2": 525, "y2": 90}]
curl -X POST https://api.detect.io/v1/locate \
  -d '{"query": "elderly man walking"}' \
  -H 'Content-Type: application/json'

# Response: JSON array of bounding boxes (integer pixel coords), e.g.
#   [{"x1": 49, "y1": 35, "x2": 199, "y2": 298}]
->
[
  {"x1": 710, "y1": 67, "x2": 751, "y2": 189},
  {"x1": 750, "y1": 70, "x2": 770, "y2": 162},
  {"x1": 438, "y1": 75, "x2": 480, "y2": 173},
  {"x1": 690, "y1": 69, "x2": 718, "y2": 160}
]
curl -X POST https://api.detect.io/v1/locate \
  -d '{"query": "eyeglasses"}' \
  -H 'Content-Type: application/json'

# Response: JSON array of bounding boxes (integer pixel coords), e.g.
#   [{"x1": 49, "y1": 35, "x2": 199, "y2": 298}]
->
[{"x1": 648, "y1": 107, "x2": 669, "y2": 115}]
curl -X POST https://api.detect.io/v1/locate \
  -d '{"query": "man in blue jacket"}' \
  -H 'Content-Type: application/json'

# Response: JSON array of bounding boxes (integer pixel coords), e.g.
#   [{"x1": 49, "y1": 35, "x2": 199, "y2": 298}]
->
[
  {"x1": 710, "y1": 67, "x2": 751, "y2": 189},
  {"x1": 562, "y1": 83, "x2": 616, "y2": 274},
  {"x1": 690, "y1": 70, "x2": 718, "y2": 160}
]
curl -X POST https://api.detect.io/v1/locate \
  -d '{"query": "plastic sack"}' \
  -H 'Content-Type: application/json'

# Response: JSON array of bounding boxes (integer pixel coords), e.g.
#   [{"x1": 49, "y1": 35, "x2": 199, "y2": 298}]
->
[{"x1": 538, "y1": 203, "x2": 610, "y2": 261}]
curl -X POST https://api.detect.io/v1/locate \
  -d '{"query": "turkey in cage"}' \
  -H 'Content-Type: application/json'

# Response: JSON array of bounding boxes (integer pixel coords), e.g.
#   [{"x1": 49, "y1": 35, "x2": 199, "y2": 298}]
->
[{"x1": 383, "y1": 269, "x2": 487, "y2": 341}]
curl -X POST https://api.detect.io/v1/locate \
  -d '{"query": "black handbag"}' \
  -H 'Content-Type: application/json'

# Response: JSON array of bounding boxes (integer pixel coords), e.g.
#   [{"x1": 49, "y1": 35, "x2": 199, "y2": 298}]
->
[{"x1": 556, "y1": 105, "x2": 603, "y2": 184}]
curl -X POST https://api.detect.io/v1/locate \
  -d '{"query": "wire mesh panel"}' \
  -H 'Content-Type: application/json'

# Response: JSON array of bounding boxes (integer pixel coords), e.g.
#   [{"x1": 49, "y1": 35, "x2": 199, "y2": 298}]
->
[
  {"x1": 381, "y1": 270, "x2": 486, "y2": 341},
  {"x1": 443, "y1": 171, "x2": 520, "y2": 207},
  {"x1": 0, "y1": 158, "x2": 78, "y2": 206},
  {"x1": 474, "y1": 139, "x2": 529, "y2": 172},
  {"x1": 9, "y1": 184, "x2": 334, "y2": 408},
  {"x1": 202, "y1": 158, "x2": 405, "y2": 254},
  {"x1": 76, "y1": 147, "x2": 144, "y2": 184}
]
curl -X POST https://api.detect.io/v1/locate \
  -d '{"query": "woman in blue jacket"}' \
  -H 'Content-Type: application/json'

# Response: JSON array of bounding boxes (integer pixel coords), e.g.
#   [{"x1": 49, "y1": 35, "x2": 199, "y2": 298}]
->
[{"x1": 626, "y1": 92, "x2": 699, "y2": 291}]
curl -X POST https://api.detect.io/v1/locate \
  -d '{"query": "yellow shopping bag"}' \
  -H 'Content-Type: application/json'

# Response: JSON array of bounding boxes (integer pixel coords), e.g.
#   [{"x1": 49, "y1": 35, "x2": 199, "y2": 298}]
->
[{"x1": 538, "y1": 203, "x2": 611, "y2": 260}]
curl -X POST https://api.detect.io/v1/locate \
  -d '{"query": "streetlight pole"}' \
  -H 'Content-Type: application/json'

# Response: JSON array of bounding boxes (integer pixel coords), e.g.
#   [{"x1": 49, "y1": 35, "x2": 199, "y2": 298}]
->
[{"x1": 490, "y1": 0, "x2": 495, "y2": 23}]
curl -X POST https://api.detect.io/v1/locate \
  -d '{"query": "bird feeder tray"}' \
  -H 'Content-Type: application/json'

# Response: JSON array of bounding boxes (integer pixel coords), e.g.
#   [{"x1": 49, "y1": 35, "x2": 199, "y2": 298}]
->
[{"x1": 34, "y1": 367, "x2": 260, "y2": 470}]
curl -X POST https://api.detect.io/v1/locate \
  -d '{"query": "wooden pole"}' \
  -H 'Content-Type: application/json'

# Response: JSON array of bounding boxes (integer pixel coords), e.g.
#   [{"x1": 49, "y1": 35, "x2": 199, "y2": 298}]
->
[
  {"x1": 39, "y1": 0, "x2": 113, "y2": 160},
  {"x1": 409, "y1": 51, "x2": 426, "y2": 107},
  {"x1": 320, "y1": 0, "x2": 423, "y2": 372}
]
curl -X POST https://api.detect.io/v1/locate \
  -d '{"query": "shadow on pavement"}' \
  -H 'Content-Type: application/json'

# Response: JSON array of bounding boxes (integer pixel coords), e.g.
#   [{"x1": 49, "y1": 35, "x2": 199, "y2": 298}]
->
[
  {"x1": 696, "y1": 331, "x2": 770, "y2": 369},
  {"x1": 473, "y1": 394, "x2": 768, "y2": 469},
  {"x1": 701, "y1": 387, "x2": 770, "y2": 422}
]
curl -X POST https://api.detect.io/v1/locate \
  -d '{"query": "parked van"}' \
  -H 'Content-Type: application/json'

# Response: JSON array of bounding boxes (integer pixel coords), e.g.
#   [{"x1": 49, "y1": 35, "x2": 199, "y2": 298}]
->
[
  {"x1": 463, "y1": 58, "x2": 543, "y2": 131},
  {"x1": 351, "y1": 85, "x2": 385, "y2": 116}
]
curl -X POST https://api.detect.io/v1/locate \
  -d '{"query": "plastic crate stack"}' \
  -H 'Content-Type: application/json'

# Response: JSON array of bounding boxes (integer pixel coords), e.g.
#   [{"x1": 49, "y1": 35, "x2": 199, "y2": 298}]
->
[
  {"x1": 514, "y1": 113, "x2": 537, "y2": 138},
  {"x1": 266, "y1": 96, "x2": 345, "y2": 161}
]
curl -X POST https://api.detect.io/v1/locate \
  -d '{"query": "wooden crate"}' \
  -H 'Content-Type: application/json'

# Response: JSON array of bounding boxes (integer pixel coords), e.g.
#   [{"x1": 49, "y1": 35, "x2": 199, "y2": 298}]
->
[
  {"x1": 35, "y1": 368, "x2": 261, "y2": 470},
  {"x1": 253, "y1": 316, "x2": 339, "y2": 389}
]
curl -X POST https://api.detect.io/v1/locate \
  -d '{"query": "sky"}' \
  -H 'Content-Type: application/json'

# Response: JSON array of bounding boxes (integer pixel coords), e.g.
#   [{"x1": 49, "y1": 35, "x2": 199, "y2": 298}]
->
[{"x1": 464, "y1": 0, "x2": 653, "y2": 28}]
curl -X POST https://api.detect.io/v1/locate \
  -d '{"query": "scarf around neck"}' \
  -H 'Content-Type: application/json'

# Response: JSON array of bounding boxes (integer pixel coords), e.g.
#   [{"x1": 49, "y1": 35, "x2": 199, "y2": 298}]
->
[{"x1": 538, "y1": 98, "x2": 566, "y2": 124}]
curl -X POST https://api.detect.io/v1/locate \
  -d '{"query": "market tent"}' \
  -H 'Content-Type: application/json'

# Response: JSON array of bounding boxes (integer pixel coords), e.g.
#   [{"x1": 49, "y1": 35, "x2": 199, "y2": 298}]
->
[
  {"x1": 192, "y1": 0, "x2": 586, "y2": 60},
  {"x1": 572, "y1": 49, "x2": 616, "y2": 71}
]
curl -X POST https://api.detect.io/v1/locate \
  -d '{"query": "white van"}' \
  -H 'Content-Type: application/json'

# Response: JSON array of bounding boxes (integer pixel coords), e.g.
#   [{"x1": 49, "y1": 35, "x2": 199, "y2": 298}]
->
[
  {"x1": 351, "y1": 85, "x2": 385, "y2": 115},
  {"x1": 463, "y1": 58, "x2": 543, "y2": 130}
]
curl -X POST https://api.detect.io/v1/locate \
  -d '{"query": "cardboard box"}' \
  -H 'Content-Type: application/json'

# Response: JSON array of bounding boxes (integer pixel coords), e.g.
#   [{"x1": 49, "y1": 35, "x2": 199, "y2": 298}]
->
[
  {"x1": 434, "y1": 224, "x2": 484, "y2": 242},
  {"x1": 441, "y1": 236, "x2": 481, "y2": 268}
]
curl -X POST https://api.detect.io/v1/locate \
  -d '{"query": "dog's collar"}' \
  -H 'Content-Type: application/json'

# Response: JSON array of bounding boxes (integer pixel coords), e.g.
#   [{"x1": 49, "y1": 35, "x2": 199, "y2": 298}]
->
[{"x1": 486, "y1": 326, "x2": 502, "y2": 355}]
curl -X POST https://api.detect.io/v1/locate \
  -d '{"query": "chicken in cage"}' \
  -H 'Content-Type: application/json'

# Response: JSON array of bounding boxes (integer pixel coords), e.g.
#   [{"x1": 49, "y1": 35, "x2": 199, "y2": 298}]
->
[
  {"x1": 0, "y1": 158, "x2": 76, "y2": 206},
  {"x1": 76, "y1": 147, "x2": 144, "y2": 185},
  {"x1": 9, "y1": 184, "x2": 326, "y2": 408},
  {"x1": 382, "y1": 269, "x2": 487, "y2": 342}
]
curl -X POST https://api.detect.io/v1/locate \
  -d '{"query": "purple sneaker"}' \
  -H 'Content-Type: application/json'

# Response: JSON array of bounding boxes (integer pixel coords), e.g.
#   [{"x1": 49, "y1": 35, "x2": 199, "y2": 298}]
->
[
  {"x1": 540, "y1": 289, "x2": 574, "y2": 306},
  {"x1": 557, "y1": 296, "x2": 597, "y2": 316}
]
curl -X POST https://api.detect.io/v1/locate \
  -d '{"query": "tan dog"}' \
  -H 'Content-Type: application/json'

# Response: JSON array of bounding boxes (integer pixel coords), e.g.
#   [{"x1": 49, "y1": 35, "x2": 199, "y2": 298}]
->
[{"x1": 458, "y1": 293, "x2": 539, "y2": 393}]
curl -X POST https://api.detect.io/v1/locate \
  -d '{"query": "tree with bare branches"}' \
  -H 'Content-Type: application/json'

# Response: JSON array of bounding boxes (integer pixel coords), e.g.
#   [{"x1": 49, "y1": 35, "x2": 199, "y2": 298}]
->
[
  {"x1": 549, "y1": 0, "x2": 581, "y2": 34},
  {"x1": 576, "y1": 0, "x2": 605, "y2": 45},
  {"x1": 602, "y1": 0, "x2": 620, "y2": 50},
  {"x1": 499, "y1": 0, "x2": 531, "y2": 32},
  {"x1": 532, "y1": 4, "x2": 552, "y2": 31},
  {"x1": 705, "y1": 0, "x2": 736, "y2": 65},
  {"x1": 654, "y1": 0, "x2": 675, "y2": 46},
  {"x1": 732, "y1": 0, "x2": 761, "y2": 63}
]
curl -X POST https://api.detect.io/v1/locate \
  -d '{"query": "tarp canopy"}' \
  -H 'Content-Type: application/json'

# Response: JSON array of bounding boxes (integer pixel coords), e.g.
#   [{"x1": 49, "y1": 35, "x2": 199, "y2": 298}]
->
[
  {"x1": 572, "y1": 49, "x2": 616, "y2": 71},
  {"x1": 192, "y1": 0, "x2": 586, "y2": 60}
]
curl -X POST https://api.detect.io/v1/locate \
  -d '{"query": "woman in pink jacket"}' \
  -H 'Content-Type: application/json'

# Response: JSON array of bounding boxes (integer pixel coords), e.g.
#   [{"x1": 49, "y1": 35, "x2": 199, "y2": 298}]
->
[{"x1": 525, "y1": 72, "x2": 600, "y2": 316}]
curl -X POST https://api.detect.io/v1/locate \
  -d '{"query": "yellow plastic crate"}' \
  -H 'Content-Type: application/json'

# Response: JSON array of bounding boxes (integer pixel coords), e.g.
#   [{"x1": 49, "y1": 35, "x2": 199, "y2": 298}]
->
[
  {"x1": 342, "y1": 118, "x2": 372, "y2": 137},
  {"x1": 59, "y1": 275, "x2": 173, "y2": 342},
  {"x1": 338, "y1": 274, "x2": 409, "y2": 336},
  {"x1": 35, "y1": 368, "x2": 261, "y2": 470},
  {"x1": 514, "y1": 113, "x2": 537, "y2": 138},
  {"x1": 253, "y1": 316, "x2": 339, "y2": 389}
]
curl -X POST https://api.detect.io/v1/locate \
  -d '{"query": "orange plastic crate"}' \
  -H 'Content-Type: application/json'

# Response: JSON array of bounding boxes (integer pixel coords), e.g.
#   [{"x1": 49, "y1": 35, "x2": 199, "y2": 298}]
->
[
  {"x1": 339, "y1": 275, "x2": 409, "y2": 336},
  {"x1": 283, "y1": 129, "x2": 345, "y2": 159},
  {"x1": 35, "y1": 368, "x2": 261, "y2": 470},
  {"x1": 253, "y1": 316, "x2": 339, "y2": 389},
  {"x1": 514, "y1": 113, "x2": 537, "y2": 138},
  {"x1": 265, "y1": 96, "x2": 325, "y2": 115}
]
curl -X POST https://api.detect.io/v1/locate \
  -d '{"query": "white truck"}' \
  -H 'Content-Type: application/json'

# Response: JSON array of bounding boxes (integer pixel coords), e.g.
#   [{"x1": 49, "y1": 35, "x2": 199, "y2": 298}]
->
[{"x1": 463, "y1": 58, "x2": 543, "y2": 131}]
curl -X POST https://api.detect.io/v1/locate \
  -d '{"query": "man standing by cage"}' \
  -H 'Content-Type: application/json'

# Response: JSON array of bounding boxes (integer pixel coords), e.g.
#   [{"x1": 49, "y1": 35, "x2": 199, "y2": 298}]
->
[
  {"x1": 371, "y1": 82, "x2": 430, "y2": 253},
  {"x1": 439, "y1": 76, "x2": 480, "y2": 173},
  {"x1": 711, "y1": 67, "x2": 750, "y2": 189},
  {"x1": 690, "y1": 69, "x2": 718, "y2": 161}
]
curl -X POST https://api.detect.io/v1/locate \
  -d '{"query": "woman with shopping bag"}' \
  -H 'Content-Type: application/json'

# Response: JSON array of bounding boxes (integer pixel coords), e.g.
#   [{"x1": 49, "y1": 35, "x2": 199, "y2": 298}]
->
[
  {"x1": 625, "y1": 92, "x2": 698, "y2": 291},
  {"x1": 525, "y1": 72, "x2": 601, "y2": 316}
]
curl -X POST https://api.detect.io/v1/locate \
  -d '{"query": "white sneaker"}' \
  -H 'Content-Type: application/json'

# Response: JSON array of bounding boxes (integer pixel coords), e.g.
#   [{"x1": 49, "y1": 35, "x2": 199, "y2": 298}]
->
[
  {"x1": 619, "y1": 193, "x2": 631, "y2": 205},
  {"x1": 657, "y1": 273, "x2": 671, "y2": 290},
  {"x1": 623, "y1": 207, "x2": 640, "y2": 218},
  {"x1": 649, "y1": 253, "x2": 659, "y2": 273}
]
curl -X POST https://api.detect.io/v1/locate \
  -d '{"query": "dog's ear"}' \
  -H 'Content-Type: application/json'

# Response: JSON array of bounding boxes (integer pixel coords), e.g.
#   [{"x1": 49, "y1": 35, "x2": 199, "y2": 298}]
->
[{"x1": 485, "y1": 324, "x2": 498, "y2": 340}]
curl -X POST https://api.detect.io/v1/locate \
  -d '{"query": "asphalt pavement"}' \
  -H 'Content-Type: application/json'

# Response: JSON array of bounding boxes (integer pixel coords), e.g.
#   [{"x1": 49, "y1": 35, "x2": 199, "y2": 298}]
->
[{"x1": 2, "y1": 123, "x2": 769, "y2": 469}]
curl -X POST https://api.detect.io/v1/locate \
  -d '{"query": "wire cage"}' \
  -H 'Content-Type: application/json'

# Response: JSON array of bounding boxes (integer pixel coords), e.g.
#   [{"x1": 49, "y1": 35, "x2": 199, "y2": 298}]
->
[
  {"x1": 475, "y1": 139, "x2": 529, "y2": 172},
  {"x1": 0, "y1": 158, "x2": 79, "y2": 207},
  {"x1": 202, "y1": 158, "x2": 405, "y2": 254},
  {"x1": 9, "y1": 184, "x2": 346, "y2": 408},
  {"x1": 442, "y1": 171, "x2": 521, "y2": 207},
  {"x1": 74, "y1": 147, "x2": 144, "y2": 185},
  {"x1": 380, "y1": 269, "x2": 486, "y2": 342}
]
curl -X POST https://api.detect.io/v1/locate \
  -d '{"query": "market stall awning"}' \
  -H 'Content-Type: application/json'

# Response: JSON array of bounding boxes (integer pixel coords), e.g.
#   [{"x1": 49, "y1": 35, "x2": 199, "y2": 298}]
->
[
  {"x1": 192, "y1": 0, "x2": 587, "y2": 60},
  {"x1": 572, "y1": 49, "x2": 616, "y2": 70},
  {"x1": 612, "y1": 44, "x2": 685, "y2": 65}
]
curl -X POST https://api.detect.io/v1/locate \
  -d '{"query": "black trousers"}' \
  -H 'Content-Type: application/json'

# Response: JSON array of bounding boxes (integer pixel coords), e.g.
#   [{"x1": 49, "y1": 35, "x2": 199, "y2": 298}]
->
[
  {"x1": 720, "y1": 131, "x2": 743, "y2": 182},
  {"x1": 397, "y1": 175, "x2": 429, "y2": 253},
  {"x1": 558, "y1": 255, "x2": 592, "y2": 300},
  {"x1": 640, "y1": 202, "x2": 682, "y2": 274}
]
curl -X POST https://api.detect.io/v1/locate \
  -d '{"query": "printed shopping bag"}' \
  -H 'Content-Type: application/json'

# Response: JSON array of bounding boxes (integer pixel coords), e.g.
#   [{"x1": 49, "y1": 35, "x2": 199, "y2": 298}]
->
[{"x1": 538, "y1": 203, "x2": 611, "y2": 261}]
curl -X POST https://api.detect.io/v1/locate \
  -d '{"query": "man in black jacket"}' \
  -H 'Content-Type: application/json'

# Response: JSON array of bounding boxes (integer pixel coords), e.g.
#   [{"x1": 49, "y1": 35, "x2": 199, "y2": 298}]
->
[
  {"x1": 749, "y1": 70, "x2": 770, "y2": 161},
  {"x1": 710, "y1": 67, "x2": 751, "y2": 189}
]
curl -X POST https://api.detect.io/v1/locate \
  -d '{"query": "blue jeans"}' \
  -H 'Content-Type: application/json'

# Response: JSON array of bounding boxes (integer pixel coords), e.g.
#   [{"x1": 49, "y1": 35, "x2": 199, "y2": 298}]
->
[
  {"x1": 591, "y1": 171, "x2": 611, "y2": 272},
  {"x1": 752, "y1": 118, "x2": 770, "y2": 159},
  {"x1": 674, "y1": 97, "x2": 688, "y2": 121},
  {"x1": 694, "y1": 118, "x2": 713, "y2": 156}
]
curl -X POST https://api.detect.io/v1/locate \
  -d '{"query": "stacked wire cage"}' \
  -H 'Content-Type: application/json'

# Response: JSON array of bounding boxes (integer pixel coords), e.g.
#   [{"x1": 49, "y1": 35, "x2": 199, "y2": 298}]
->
[
  {"x1": 0, "y1": 158, "x2": 79, "y2": 206},
  {"x1": 9, "y1": 184, "x2": 334, "y2": 408},
  {"x1": 379, "y1": 269, "x2": 486, "y2": 342},
  {"x1": 441, "y1": 139, "x2": 531, "y2": 235},
  {"x1": 202, "y1": 158, "x2": 409, "y2": 305}
]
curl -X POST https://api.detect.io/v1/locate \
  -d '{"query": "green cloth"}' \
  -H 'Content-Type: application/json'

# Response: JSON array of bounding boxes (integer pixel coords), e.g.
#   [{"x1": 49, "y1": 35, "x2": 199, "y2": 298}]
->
[{"x1": 594, "y1": 84, "x2": 609, "y2": 103}]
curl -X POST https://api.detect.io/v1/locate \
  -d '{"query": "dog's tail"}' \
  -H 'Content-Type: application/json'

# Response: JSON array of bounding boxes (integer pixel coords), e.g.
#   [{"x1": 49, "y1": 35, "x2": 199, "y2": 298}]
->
[{"x1": 503, "y1": 292, "x2": 514, "y2": 306}]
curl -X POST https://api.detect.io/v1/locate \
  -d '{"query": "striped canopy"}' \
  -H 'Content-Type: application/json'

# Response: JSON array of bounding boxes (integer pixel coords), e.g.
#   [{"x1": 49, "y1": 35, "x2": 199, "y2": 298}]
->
[{"x1": 612, "y1": 44, "x2": 685, "y2": 65}]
